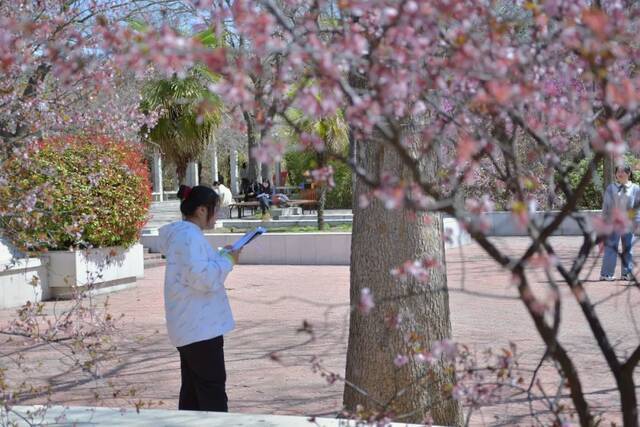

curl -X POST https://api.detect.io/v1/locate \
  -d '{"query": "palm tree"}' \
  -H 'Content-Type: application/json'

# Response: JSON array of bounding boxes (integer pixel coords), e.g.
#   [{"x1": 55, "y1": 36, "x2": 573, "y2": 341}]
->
[
  {"x1": 141, "y1": 68, "x2": 223, "y2": 183},
  {"x1": 138, "y1": 26, "x2": 225, "y2": 184},
  {"x1": 284, "y1": 109, "x2": 349, "y2": 230}
]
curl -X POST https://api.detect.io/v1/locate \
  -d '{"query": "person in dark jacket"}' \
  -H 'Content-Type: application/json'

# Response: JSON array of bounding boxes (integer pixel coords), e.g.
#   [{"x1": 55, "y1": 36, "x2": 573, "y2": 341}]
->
[{"x1": 256, "y1": 180, "x2": 273, "y2": 216}]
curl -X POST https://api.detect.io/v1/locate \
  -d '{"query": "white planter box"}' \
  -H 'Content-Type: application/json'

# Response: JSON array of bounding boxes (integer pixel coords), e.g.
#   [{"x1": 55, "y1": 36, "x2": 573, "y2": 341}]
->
[
  {"x1": 0, "y1": 237, "x2": 50, "y2": 309},
  {"x1": 46, "y1": 244, "x2": 144, "y2": 299}
]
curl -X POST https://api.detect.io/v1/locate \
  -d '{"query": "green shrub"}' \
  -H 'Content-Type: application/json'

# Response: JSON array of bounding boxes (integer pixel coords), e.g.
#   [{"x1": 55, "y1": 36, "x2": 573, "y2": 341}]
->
[
  {"x1": 284, "y1": 150, "x2": 315, "y2": 187},
  {"x1": 0, "y1": 135, "x2": 151, "y2": 251},
  {"x1": 283, "y1": 150, "x2": 352, "y2": 209},
  {"x1": 325, "y1": 160, "x2": 352, "y2": 209}
]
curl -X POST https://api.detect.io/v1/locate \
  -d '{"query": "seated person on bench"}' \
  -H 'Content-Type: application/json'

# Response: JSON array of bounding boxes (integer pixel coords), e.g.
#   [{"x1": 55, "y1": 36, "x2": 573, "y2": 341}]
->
[
  {"x1": 243, "y1": 181, "x2": 259, "y2": 202},
  {"x1": 256, "y1": 180, "x2": 274, "y2": 215}
]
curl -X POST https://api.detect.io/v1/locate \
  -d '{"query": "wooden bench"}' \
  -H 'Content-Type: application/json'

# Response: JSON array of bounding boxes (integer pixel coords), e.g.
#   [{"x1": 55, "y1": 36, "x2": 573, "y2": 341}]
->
[
  {"x1": 290, "y1": 188, "x2": 319, "y2": 214},
  {"x1": 228, "y1": 201, "x2": 260, "y2": 219},
  {"x1": 287, "y1": 199, "x2": 319, "y2": 214}
]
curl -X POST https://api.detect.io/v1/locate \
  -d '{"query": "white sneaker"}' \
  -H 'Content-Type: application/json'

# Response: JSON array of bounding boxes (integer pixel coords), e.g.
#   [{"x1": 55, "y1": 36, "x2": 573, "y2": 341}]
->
[
  {"x1": 600, "y1": 275, "x2": 616, "y2": 281},
  {"x1": 621, "y1": 273, "x2": 633, "y2": 281}
]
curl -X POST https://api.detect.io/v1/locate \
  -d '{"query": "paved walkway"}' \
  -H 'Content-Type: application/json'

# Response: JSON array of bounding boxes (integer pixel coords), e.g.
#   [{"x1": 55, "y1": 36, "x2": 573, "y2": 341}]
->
[{"x1": 1, "y1": 237, "x2": 639, "y2": 425}]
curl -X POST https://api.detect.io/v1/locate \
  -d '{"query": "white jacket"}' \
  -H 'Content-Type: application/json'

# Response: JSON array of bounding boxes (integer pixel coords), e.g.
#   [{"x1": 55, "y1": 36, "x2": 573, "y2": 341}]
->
[
  {"x1": 217, "y1": 184, "x2": 233, "y2": 207},
  {"x1": 158, "y1": 221, "x2": 235, "y2": 347}
]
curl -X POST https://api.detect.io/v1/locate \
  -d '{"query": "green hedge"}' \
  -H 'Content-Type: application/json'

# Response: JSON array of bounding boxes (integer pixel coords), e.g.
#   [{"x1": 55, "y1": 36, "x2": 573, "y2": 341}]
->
[{"x1": 0, "y1": 135, "x2": 151, "y2": 251}]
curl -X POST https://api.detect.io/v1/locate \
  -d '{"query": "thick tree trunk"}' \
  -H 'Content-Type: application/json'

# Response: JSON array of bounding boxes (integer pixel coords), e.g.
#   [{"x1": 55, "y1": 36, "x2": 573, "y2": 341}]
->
[
  {"x1": 243, "y1": 110, "x2": 261, "y2": 183},
  {"x1": 343, "y1": 132, "x2": 462, "y2": 425}
]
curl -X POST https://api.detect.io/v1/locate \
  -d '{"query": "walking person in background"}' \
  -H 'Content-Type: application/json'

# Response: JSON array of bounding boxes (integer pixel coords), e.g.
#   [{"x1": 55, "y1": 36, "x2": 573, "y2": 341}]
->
[
  {"x1": 600, "y1": 165, "x2": 640, "y2": 281},
  {"x1": 158, "y1": 185, "x2": 242, "y2": 411}
]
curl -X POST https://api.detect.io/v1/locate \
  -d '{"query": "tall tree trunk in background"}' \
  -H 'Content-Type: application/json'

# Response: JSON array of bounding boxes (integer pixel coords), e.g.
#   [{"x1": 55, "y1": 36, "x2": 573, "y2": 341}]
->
[
  {"x1": 176, "y1": 161, "x2": 187, "y2": 185},
  {"x1": 317, "y1": 152, "x2": 327, "y2": 230},
  {"x1": 604, "y1": 154, "x2": 615, "y2": 192},
  {"x1": 317, "y1": 185, "x2": 327, "y2": 230},
  {"x1": 243, "y1": 110, "x2": 260, "y2": 183},
  {"x1": 261, "y1": 162, "x2": 272, "y2": 183},
  {"x1": 343, "y1": 127, "x2": 462, "y2": 425}
]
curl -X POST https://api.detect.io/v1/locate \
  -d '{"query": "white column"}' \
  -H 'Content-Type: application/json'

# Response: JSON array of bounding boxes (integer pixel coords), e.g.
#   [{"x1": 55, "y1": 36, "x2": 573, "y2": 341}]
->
[
  {"x1": 152, "y1": 149, "x2": 163, "y2": 202},
  {"x1": 210, "y1": 140, "x2": 219, "y2": 184},
  {"x1": 230, "y1": 148, "x2": 239, "y2": 194},
  {"x1": 186, "y1": 161, "x2": 199, "y2": 187}
]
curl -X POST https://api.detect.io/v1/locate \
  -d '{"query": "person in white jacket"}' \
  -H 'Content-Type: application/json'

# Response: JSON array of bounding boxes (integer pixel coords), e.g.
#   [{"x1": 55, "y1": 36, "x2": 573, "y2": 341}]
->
[{"x1": 158, "y1": 184, "x2": 241, "y2": 412}]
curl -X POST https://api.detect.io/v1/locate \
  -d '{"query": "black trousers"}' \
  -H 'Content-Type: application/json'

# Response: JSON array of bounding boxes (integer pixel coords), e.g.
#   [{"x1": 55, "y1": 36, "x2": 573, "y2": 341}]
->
[{"x1": 177, "y1": 335, "x2": 228, "y2": 412}]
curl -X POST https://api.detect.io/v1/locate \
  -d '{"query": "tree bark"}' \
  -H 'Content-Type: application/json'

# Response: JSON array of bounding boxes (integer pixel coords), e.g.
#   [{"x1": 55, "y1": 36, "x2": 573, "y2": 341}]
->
[
  {"x1": 261, "y1": 161, "x2": 272, "y2": 183},
  {"x1": 604, "y1": 154, "x2": 615, "y2": 192},
  {"x1": 617, "y1": 370, "x2": 638, "y2": 427},
  {"x1": 317, "y1": 152, "x2": 326, "y2": 230},
  {"x1": 243, "y1": 110, "x2": 261, "y2": 183},
  {"x1": 176, "y1": 162, "x2": 187, "y2": 185},
  {"x1": 344, "y1": 130, "x2": 462, "y2": 425}
]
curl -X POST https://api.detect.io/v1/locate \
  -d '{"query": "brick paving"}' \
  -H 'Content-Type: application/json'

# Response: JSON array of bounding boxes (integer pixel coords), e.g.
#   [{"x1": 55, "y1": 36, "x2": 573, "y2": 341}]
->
[{"x1": 1, "y1": 236, "x2": 639, "y2": 425}]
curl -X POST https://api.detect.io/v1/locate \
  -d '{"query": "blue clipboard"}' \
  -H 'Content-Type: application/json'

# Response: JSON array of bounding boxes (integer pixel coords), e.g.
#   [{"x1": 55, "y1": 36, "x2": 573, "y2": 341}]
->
[{"x1": 228, "y1": 226, "x2": 267, "y2": 251}]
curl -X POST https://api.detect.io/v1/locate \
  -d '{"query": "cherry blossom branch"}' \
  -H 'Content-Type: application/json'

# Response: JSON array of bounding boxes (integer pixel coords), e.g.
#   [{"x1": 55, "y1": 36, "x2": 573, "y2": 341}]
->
[
  {"x1": 545, "y1": 241, "x2": 621, "y2": 374},
  {"x1": 513, "y1": 268, "x2": 593, "y2": 426},
  {"x1": 623, "y1": 345, "x2": 640, "y2": 372},
  {"x1": 517, "y1": 154, "x2": 602, "y2": 267}
]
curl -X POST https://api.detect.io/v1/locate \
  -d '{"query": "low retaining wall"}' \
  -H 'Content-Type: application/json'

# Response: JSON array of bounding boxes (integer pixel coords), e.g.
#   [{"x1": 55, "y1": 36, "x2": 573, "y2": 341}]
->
[
  {"x1": 142, "y1": 217, "x2": 470, "y2": 265},
  {"x1": 217, "y1": 211, "x2": 602, "y2": 237},
  {"x1": 485, "y1": 210, "x2": 599, "y2": 236}
]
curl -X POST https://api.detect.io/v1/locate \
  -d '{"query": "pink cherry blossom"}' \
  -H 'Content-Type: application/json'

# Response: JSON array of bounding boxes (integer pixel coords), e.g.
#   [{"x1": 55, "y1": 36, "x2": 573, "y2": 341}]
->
[
  {"x1": 357, "y1": 288, "x2": 375, "y2": 315},
  {"x1": 393, "y1": 354, "x2": 410, "y2": 367}
]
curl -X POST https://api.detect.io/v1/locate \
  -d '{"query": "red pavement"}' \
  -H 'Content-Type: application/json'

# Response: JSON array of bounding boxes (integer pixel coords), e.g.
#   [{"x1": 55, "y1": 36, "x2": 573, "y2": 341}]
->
[{"x1": 1, "y1": 236, "x2": 639, "y2": 425}]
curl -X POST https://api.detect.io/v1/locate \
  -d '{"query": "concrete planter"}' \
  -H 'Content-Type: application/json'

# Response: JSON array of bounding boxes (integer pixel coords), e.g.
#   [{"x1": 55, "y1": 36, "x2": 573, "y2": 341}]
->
[
  {"x1": 45, "y1": 244, "x2": 144, "y2": 299},
  {"x1": 0, "y1": 237, "x2": 49, "y2": 309}
]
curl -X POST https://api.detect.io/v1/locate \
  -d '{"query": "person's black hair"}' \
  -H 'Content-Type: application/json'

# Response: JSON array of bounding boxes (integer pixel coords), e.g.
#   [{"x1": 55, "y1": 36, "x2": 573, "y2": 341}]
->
[
  {"x1": 213, "y1": 181, "x2": 220, "y2": 186},
  {"x1": 218, "y1": 176, "x2": 225, "y2": 185},
  {"x1": 616, "y1": 165, "x2": 634, "y2": 181},
  {"x1": 177, "y1": 185, "x2": 219, "y2": 221}
]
